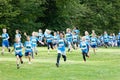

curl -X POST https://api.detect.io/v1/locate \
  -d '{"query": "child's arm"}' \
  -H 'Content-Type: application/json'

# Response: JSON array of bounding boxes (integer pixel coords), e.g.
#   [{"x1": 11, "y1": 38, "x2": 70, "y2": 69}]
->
[
  {"x1": 11, "y1": 47, "x2": 15, "y2": 54},
  {"x1": 38, "y1": 40, "x2": 44, "y2": 45},
  {"x1": 44, "y1": 37, "x2": 47, "y2": 44},
  {"x1": 24, "y1": 32, "x2": 27, "y2": 37}
]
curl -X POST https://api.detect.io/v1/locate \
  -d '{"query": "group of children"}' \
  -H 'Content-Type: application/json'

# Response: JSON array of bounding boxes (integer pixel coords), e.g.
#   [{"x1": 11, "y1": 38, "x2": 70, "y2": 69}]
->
[{"x1": 0, "y1": 28, "x2": 120, "y2": 68}]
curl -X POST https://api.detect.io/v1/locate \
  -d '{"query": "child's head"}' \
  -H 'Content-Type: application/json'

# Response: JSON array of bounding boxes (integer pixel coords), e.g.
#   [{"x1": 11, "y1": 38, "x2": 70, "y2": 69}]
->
[
  {"x1": 92, "y1": 30, "x2": 95, "y2": 33},
  {"x1": 104, "y1": 31, "x2": 107, "y2": 34},
  {"x1": 85, "y1": 31, "x2": 89, "y2": 36},
  {"x1": 66, "y1": 28, "x2": 71, "y2": 33},
  {"x1": 82, "y1": 36, "x2": 86, "y2": 41},
  {"x1": 32, "y1": 31, "x2": 35, "y2": 36},
  {"x1": 113, "y1": 33, "x2": 115, "y2": 36},
  {"x1": 16, "y1": 30, "x2": 19, "y2": 34},
  {"x1": 110, "y1": 33, "x2": 113, "y2": 36},
  {"x1": 46, "y1": 30, "x2": 51, "y2": 34},
  {"x1": 59, "y1": 32, "x2": 64, "y2": 38},
  {"x1": 3, "y1": 28, "x2": 7, "y2": 33},
  {"x1": 39, "y1": 29, "x2": 42, "y2": 33},
  {"x1": 26, "y1": 36, "x2": 30, "y2": 41},
  {"x1": 57, "y1": 31, "x2": 59, "y2": 34},
  {"x1": 15, "y1": 37, "x2": 20, "y2": 43}
]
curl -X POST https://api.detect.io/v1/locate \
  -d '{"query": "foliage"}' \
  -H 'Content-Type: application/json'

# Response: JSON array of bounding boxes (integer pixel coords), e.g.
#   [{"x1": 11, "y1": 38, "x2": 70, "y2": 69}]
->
[{"x1": 0, "y1": 0, "x2": 120, "y2": 43}]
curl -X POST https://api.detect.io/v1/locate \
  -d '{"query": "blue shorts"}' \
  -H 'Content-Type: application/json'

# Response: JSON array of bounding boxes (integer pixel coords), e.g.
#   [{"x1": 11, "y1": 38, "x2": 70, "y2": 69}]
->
[
  {"x1": 91, "y1": 45, "x2": 97, "y2": 48},
  {"x1": 25, "y1": 51, "x2": 32, "y2": 56},
  {"x1": 53, "y1": 43, "x2": 57, "y2": 46},
  {"x1": 82, "y1": 51, "x2": 88, "y2": 54},
  {"x1": 104, "y1": 42, "x2": 108, "y2": 44},
  {"x1": 15, "y1": 52, "x2": 23, "y2": 58},
  {"x1": 2, "y1": 40, "x2": 9, "y2": 47}
]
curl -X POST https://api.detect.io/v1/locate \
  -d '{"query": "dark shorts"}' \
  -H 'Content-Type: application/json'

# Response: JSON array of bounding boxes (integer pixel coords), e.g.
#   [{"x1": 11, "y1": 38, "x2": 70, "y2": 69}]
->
[
  {"x1": 25, "y1": 51, "x2": 32, "y2": 56},
  {"x1": 91, "y1": 45, "x2": 97, "y2": 48},
  {"x1": 104, "y1": 42, "x2": 109, "y2": 45},
  {"x1": 82, "y1": 51, "x2": 88, "y2": 54},
  {"x1": 47, "y1": 42, "x2": 53, "y2": 49}
]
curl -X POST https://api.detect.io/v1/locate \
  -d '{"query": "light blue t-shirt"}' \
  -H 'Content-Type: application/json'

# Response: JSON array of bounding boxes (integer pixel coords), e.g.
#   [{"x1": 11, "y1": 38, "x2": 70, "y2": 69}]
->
[
  {"x1": 66, "y1": 33, "x2": 73, "y2": 42},
  {"x1": 103, "y1": 34, "x2": 109, "y2": 42},
  {"x1": 90, "y1": 37, "x2": 97, "y2": 46},
  {"x1": 14, "y1": 42, "x2": 23, "y2": 54},
  {"x1": 24, "y1": 41, "x2": 33, "y2": 52},
  {"x1": 73, "y1": 35, "x2": 78, "y2": 42},
  {"x1": 30, "y1": 36, "x2": 39, "y2": 47},
  {"x1": 2, "y1": 33, "x2": 9, "y2": 41},
  {"x1": 80, "y1": 41, "x2": 89, "y2": 53},
  {"x1": 53, "y1": 35, "x2": 59, "y2": 43},
  {"x1": 45, "y1": 34, "x2": 53, "y2": 43},
  {"x1": 38, "y1": 32, "x2": 44, "y2": 41},
  {"x1": 58, "y1": 38, "x2": 66, "y2": 52}
]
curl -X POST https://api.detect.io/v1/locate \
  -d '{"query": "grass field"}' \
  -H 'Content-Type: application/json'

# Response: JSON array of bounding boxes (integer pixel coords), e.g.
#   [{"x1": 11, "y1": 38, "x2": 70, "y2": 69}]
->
[{"x1": 0, "y1": 47, "x2": 120, "y2": 80}]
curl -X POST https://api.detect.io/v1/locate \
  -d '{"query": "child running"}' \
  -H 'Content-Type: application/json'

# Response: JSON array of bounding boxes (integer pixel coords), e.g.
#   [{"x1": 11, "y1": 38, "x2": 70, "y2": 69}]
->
[
  {"x1": 56, "y1": 32, "x2": 67, "y2": 67},
  {"x1": 103, "y1": 31, "x2": 109, "y2": 48},
  {"x1": 15, "y1": 29, "x2": 21, "y2": 41},
  {"x1": 90, "y1": 33, "x2": 97, "y2": 54},
  {"x1": 72, "y1": 31, "x2": 79, "y2": 50},
  {"x1": 65, "y1": 28, "x2": 74, "y2": 52},
  {"x1": 24, "y1": 36, "x2": 33, "y2": 64},
  {"x1": 13, "y1": 37, "x2": 23, "y2": 69},
  {"x1": 53, "y1": 32, "x2": 59, "y2": 49},
  {"x1": 80, "y1": 36, "x2": 89, "y2": 62},
  {"x1": 24, "y1": 32, "x2": 44, "y2": 58},
  {"x1": 44, "y1": 29, "x2": 54, "y2": 54},
  {"x1": 0, "y1": 28, "x2": 11, "y2": 55},
  {"x1": 38, "y1": 29, "x2": 44, "y2": 42},
  {"x1": 84, "y1": 31, "x2": 90, "y2": 55}
]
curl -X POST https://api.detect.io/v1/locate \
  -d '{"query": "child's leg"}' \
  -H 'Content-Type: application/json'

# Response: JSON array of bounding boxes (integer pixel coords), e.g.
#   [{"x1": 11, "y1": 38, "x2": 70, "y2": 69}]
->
[
  {"x1": 20, "y1": 57, "x2": 23, "y2": 64},
  {"x1": 50, "y1": 42, "x2": 53, "y2": 49},
  {"x1": 85, "y1": 53, "x2": 89, "y2": 57},
  {"x1": 28, "y1": 55, "x2": 31, "y2": 62},
  {"x1": 35, "y1": 47, "x2": 38, "y2": 55},
  {"x1": 32, "y1": 48, "x2": 35, "y2": 58},
  {"x1": 62, "y1": 55, "x2": 66, "y2": 62},
  {"x1": 56, "y1": 53, "x2": 61, "y2": 67},
  {"x1": 1, "y1": 46, "x2": 5, "y2": 55},
  {"x1": 6, "y1": 46, "x2": 11, "y2": 52},
  {"x1": 74, "y1": 43, "x2": 77, "y2": 49},
  {"x1": 71, "y1": 42, "x2": 75, "y2": 50},
  {"x1": 28, "y1": 55, "x2": 31, "y2": 64},
  {"x1": 28, "y1": 52, "x2": 31, "y2": 62},
  {"x1": 93, "y1": 48, "x2": 96, "y2": 54},
  {"x1": 82, "y1": 53, "x2": 86, "y2": 62},
  {"x1": 47, "y1": 43, "x2": 50, "y2": 53},
  {"x1": 16, "y1": 55, "x2": 20, "y2": 69},
  {"x1": 16, "y1": 55, "x2": 19, "y2": 65},
  {"x1": 68, "y1": 42, "x2": 71, "y2": 52}
]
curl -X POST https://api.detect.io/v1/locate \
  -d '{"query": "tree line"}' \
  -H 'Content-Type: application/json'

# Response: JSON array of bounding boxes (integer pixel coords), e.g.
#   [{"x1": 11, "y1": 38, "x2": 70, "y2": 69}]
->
[{"x1": 0, "y1": 0, "x2": 120, "y2": 44}]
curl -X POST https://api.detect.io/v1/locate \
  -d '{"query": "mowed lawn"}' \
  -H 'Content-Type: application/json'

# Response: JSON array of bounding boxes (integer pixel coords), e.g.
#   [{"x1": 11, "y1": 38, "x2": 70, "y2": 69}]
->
[{"x1": 0, "y1": 47, "x2": 120, "y2": 80}]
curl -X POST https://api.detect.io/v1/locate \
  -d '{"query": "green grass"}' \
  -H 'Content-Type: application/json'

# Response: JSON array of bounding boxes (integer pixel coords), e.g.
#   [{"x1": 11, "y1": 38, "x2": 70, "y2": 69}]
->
[{"x1": 0, "y1": 47, "x2": 120, "y2": 80}]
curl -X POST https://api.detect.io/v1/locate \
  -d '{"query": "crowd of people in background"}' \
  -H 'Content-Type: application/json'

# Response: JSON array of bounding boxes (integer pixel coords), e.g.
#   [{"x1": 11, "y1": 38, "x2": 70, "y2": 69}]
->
[{"x1": 0, "y1": 27, "x2": 120, "y2": 68}]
